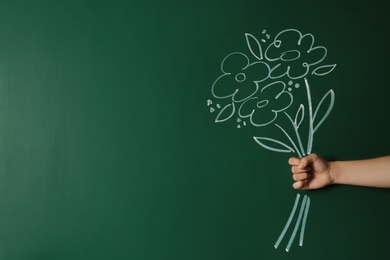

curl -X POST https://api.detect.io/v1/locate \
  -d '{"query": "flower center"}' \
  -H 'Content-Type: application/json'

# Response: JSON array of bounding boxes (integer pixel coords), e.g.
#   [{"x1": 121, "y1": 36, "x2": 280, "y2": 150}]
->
[
  {"x1": 257, "y1": 100, "x2": 269, "y2": 108},
  {"x1": 235, "y1": 73, "x2": 246, "y2": 82}
]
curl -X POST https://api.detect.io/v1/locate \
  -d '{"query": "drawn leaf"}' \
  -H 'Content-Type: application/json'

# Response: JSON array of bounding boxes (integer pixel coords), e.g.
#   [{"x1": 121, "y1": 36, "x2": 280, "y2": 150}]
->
[
  {"x1": 294, "y1": 104, "x2": 305, "y2": 129},
  {"x1": 313, "y1": 89, "x2": 335, "y2": 133},
  {"x1": 215, "y1": 102, "x2": 235, "y2": 123},
  {"x1": 312, "y1": 64, "x2": 337, "y2": 76},
  {"x1": 253, "y1": 136, "x2": 295, "y2": 153},
  {"x1": 245, "y1": 33, "x2": 263, "y2": 60}
]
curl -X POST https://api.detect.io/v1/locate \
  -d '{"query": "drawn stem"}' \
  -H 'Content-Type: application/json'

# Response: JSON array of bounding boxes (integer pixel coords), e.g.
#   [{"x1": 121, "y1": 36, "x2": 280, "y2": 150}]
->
[
  {"x1": 295, "y1": 129, "x2": 305, "y2": 158},
  {"x1": 275, "y1": 124, "x2": 302, "y2": 158},
  {"x1": 283, "y1": 112, "x2": 306, "y2": 157},
  {"x1": 274, "y1": 194, "x2": 301, "y2": 249},
  {"x1": 299, "y1": 196, "x2": 311, "y2": 247},
  {"x1": 304, "y1": 78, "x2": 314, "y2": 155},
  {"x1": 286, "y1": 195, "x2": 308, "y2": 252}
]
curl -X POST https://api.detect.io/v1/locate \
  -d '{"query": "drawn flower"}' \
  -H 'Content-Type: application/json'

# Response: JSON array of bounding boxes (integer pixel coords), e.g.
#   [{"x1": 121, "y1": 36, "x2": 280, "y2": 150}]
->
[
  {"x1": 264, "y1": 29, "x2": 336, "y2": 79},
  {"x1": 209, "y1": 29, "x2": 337, "y2": 252},
  {"x1": 238, "y1": 81, "x2": 293, "y2": 126},
  {"x1": 212, "y1": 52, "x2": 270, "y2": 103}
]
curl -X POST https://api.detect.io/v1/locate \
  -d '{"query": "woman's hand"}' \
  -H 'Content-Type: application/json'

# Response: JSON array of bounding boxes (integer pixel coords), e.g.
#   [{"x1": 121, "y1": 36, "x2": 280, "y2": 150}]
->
[{"x1": 288, "y1": 154, "x2": 335, "y2": 190}]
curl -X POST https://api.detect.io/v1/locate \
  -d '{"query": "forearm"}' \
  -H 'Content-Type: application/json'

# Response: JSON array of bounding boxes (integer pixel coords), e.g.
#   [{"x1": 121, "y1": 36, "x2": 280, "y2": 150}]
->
[{"x1": 330, "y1": 156, "x2": 390, "y2": 188}]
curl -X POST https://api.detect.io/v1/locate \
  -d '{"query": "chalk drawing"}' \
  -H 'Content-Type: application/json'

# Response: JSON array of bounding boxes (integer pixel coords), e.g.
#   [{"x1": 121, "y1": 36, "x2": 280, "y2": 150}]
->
[{"x1": 208, "y1": 28, "x2": 336, "y2": 252}]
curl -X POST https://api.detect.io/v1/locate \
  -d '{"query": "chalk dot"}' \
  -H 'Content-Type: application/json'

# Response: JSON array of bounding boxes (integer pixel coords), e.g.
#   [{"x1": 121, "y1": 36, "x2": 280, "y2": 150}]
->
[
  {"x1": 288, "y1": 87, "x2": 292, "y2": 91},
  {"x1": 237, "y1": 117, "x2": 242, "y2": 123},
  {"x1": 237, "y1": 124, "x2": 241, "y2": 129},
  {"x1": 266, "y1": 34, "x2": 270, "y2": 39},
  {"x1": 216, "y1": 104, "x2": 221, "y2": 109},
  {"x1": 288, "y1": 80, "x2": 293, "y2": 86},
  {"x1": 210, "y1": 107, "x2": 215, "y2": 113},
  {"x1": 243, "y1": 121, "x2": 246, "y2": 126},
  {"x1": 295, "y1": 83, "x2": 300, "y2": 88},
  {"x1": 262, "y1": 29, "x2": 266, "y2": 34}
]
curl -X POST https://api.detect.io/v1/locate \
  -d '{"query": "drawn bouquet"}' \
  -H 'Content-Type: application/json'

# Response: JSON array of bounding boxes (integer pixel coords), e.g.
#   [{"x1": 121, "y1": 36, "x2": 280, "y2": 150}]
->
[{"x1": 207, "y1": 29, "x2": 336, "y2": 252}]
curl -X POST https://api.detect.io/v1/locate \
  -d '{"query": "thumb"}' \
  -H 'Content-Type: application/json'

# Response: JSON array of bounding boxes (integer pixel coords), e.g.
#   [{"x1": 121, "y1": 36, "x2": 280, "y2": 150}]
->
[{"x1": 298, "y1": 154, "x2": 319, "y2": 169}]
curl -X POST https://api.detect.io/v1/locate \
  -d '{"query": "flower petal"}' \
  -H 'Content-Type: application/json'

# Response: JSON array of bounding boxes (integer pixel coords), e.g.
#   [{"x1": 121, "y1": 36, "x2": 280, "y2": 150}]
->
[
  {"x1": 238, "y1": 97, "x2": 257, "y2": 118},
  {"x1": 261, "y1": 81, "x2": 293, "y2": 112},
  {"x1": 221, "y1": 52, "x2": 249, "y2": 73},
  {"x1": 273, "y1": 91, "x2": 293, "y2": 112},
  {"x1": 238, "y1": 97, "x2": 276, "y2": 127},
  {"x1": 211, "y1": 74, "x2": 237, "y2": 99},
  {"x1": 249, "y1": 109, "x2": 277, "y2": 127},
  {"x1": 243, "y1": 61, "x2": 270, "y2": 83},
  {"x1": 232, "y1": 81, "x2": 258, "y2": 102}
]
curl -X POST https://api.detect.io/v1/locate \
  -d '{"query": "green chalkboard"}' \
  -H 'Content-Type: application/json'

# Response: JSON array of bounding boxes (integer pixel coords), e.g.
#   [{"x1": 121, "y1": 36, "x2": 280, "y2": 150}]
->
[{"x1": 1, "y1": 1, "x2": 390, "y2": 259}]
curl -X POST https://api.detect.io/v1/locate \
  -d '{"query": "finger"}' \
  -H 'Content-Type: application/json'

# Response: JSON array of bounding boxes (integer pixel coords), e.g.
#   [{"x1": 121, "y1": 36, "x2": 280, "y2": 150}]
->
[
  {"x1": 288, "y1": 157, "x2": 301, "y2": 166},
  {"x1": 293, "y1": 180, "x2": 309, "y2": 190},
  {"x1": 291, "y1": 165, "x2": 312, "y2": 174},
  {"x1": 293, "y1": 180, "x2": 304, "y2": 189},
  {"x1": 298, "y1": 154, "x2": 320, "y2": 168},
  {"x1": 293, "y1": 173, "x2": 309, "y2": 181}
]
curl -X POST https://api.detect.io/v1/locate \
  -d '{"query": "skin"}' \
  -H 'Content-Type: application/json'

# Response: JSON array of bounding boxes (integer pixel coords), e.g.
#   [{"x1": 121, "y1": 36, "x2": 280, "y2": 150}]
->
[{"x1": 288, "y1": 154, "x2": 390, "y2": 190}]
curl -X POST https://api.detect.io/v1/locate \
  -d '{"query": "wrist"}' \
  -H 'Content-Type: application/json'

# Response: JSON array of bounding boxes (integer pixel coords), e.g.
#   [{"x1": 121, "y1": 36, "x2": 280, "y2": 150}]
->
[{"x1": 328, "y1": 161, "x2": 340, "y2": 185}]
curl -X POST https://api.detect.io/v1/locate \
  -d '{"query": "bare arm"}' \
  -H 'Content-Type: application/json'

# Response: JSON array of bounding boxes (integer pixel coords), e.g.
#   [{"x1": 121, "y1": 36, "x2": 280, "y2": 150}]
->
[
  {"x1": 289, "y1": 154, "x2": 390, "y2": 190},
  {"x1": 331, "y1": 156, "x2": 390, "y2": 188}
]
